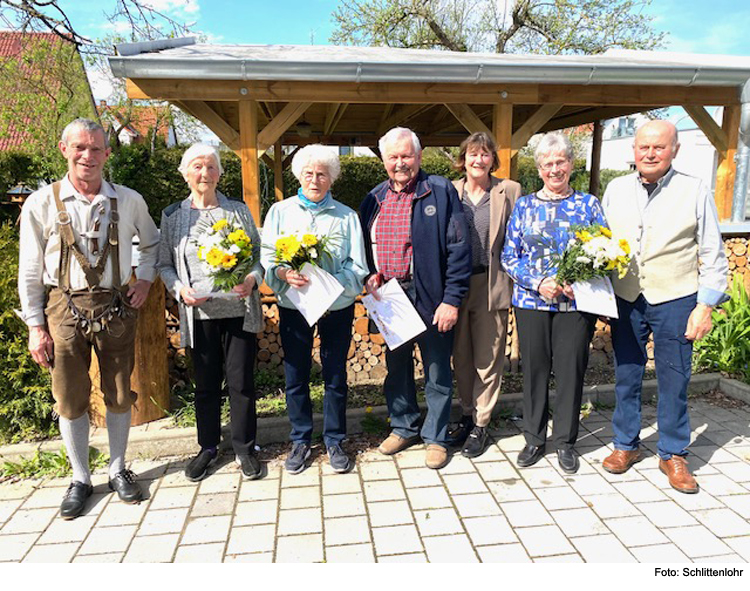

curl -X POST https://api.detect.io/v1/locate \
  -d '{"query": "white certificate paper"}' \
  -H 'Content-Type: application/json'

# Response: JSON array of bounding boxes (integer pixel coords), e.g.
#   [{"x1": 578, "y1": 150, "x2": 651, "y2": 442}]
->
[
  {"x1": 285, "y1": 263, "x2": 345, "y2": 326},
  {"x1": 572, "y1": 276, "x2": 619, "y2": 318},
  {"x1": 362, "y1": 278, "x2": 427, "y2": 350}
]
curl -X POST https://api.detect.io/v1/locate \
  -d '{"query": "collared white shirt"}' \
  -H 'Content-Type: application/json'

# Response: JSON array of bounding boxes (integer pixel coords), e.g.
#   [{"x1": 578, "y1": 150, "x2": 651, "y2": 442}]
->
[{"x1": 18, "y1": 174, "x2": 159, "y2": 326}]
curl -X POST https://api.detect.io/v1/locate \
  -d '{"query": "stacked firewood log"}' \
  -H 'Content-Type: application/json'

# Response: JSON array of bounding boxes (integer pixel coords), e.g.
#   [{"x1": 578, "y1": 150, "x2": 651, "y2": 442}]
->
[{"x1": 162, "y1": 238, "x2": 748, "y2": 382}]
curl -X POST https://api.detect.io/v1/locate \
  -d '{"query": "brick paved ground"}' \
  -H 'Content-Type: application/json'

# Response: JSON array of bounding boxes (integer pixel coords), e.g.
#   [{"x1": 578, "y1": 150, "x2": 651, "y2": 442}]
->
[{"x1": 1, "y1": 400, "x2": 749, "y2": 563}]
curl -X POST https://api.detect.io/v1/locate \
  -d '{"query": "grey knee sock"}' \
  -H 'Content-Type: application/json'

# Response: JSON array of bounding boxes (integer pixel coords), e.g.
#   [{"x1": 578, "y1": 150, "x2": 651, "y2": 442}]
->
[
  {"x1": 59, "y1": 414, "x2": 91, "y2": 485},
  {"x1": 106, "y1": 409, "x2": 131, "y2": 479}
]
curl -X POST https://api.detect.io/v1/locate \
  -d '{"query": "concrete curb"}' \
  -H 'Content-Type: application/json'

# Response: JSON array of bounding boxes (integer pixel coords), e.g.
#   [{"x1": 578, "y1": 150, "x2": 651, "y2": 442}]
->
[
  {"x1": 718, "y1": 376, "x2": 750, "y2": 406},
  {"x1": 0, "y1": 373, "x2": 729, "y2": 464}
]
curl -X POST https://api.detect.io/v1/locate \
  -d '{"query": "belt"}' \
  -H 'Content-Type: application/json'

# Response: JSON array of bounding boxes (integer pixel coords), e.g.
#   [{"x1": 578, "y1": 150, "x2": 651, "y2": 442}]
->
[{"x1": 471, "y1": 266, "x2": 488, "y2": 275}]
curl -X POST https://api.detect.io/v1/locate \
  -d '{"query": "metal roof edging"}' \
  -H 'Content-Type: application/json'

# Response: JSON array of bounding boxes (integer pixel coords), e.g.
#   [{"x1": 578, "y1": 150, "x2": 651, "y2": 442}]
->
[{"x1": 108, "y1": 57, "x2": 750, "y2": 88}]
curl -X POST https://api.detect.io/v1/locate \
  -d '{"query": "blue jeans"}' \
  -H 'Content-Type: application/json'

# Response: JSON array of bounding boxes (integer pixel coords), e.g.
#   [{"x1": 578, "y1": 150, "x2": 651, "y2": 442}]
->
[
  {"x1": 279, "y1": 305, "x2": 354, "y2": 448},
  {"x1": 611, "y1": 293, "x2": 696, "y2": 459},
  {"x1": 384, "y1": 323, "x2": 454, "y2": 446}
]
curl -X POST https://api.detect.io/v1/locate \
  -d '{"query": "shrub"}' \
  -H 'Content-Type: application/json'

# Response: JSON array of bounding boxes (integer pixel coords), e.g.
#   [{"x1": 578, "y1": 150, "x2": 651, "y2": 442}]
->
[
  {"x1": 0, "y1": 223, "x2": 57, "y2": 443},
  {"x1": 693, "y1": 274, "x2": 750, "y2": 383},
  {"x1": 106, "y1": 144, "x2": 280, "y2": 222}
]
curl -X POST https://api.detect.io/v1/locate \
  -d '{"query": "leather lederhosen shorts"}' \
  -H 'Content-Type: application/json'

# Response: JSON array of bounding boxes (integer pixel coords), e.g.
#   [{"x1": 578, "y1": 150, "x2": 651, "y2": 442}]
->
[{"x1": 45, "y1": 287, "x2": 138, "y2": 420}]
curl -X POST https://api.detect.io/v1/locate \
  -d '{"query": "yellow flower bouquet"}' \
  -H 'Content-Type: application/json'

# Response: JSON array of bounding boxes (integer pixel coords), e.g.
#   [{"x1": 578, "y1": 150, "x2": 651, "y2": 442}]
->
[
  {"x1": 556, "y1": 224, "x2": 631, "y2": 285},
  {"x1": 194, "y1": 216, "x2": 255, "y2": 291},
  {"x1": 273, "y1": 231, "x2": 334, "y2": 270}
]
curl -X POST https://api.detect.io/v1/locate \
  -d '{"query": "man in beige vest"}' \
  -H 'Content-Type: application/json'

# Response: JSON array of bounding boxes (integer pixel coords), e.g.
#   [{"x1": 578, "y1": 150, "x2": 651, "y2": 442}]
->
[{"x1": 601, "y1": 120, "x2": 728, "y2": 493}]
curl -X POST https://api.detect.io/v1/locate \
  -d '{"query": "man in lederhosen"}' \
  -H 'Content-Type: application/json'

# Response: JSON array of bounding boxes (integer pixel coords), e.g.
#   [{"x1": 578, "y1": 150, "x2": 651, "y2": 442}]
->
[{"x1": 18, "y1": 118, "x2": 159, "y2": 519}]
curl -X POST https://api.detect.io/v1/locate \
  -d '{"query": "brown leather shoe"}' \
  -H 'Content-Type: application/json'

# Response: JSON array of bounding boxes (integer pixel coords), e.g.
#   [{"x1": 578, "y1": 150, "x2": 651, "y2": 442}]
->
[
  {"x1": 425, "y1": 444, "x2": 448, "y2": 469},
  {"x1": 378, "y1": 433, "x2": 420, "y2": 455},
  {"x1": 659, "y1": 455, "x2": 699, "y2": 494},
  {"x1": 602, "y1": 449, "x2": 642, "y2": 474}
]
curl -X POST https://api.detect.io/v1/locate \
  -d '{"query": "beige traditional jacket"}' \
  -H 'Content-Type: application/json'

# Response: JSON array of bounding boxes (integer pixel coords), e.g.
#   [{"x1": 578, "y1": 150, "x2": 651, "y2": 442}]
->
[{"x1": 453, "y1": 176, "x2": 521, "y2": 311}]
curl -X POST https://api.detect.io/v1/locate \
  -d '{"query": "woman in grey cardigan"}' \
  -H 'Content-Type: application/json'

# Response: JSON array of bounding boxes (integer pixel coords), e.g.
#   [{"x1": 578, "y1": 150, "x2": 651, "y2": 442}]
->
[{"x1": 157, "y1": 143, "x2": 264, "y2": 482}]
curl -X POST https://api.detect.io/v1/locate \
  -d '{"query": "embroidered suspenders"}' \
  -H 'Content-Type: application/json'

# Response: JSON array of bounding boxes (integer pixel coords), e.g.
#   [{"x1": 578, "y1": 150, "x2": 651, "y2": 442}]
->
[{"x1": 51, "y1": 182, "x2": 130, "y2": 335}]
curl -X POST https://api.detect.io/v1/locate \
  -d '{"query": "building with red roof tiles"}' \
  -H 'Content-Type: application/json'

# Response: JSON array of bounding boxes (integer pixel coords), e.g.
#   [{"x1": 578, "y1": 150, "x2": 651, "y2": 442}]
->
[
  {"x1": 97, "y1": 100, "x2": 177, "y2": 147},
  {"x1": 0, "y1": 31, "x2": 97, "y2": 154}
]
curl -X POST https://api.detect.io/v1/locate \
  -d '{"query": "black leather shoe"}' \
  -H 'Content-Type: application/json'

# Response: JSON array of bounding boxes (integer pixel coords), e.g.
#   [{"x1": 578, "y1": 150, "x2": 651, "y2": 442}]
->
[
  {"x1": 447, "y1": 416, "x2": 474, "y2": 447},
  {"x1": 517, "y1": 444, "x2": 546, "y2": 468},
  {"x1": 60, "y1": 481, "x2": 93, "y2": 520},
  {"x1": 236, "y1": 452, "x2": 262, "y2": 480},
  {"x1": 557, "y1": 448, "x2": 580, "y2": 474},
  {"x1": 108, "y1": 469, "x2": 143, "y2": 503},
  {"x1": 462, "y1": 426, "x2": 488, "y2": 458}
]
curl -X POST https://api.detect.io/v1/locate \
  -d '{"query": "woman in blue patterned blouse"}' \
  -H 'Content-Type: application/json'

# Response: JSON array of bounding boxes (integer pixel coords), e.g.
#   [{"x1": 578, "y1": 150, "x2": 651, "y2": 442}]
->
[{"x1": 501, "y1": 132, "x2": 607, "y2": 474}]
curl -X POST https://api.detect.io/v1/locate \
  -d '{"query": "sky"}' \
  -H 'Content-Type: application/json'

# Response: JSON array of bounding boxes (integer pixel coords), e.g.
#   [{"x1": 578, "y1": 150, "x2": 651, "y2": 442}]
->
[
  {"x1": 49, "y1": 0, "x2": 750, "y2": 57},
  {"x1": 39, "y1": 0, "x2": 749, "y2": 101},
  {"x1": 4, "y1": 0, "x2": 750, "y2": 117}
]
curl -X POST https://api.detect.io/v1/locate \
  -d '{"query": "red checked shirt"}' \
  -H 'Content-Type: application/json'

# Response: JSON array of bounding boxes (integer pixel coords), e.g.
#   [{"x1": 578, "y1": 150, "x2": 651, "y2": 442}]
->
[{"x1": 374, "y1": 178, "x2": 417, "y2": 281}]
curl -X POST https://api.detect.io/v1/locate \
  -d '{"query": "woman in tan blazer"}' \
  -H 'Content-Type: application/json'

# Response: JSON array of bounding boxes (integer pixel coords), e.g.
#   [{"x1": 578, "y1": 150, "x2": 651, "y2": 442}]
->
[{"x1": 449, "y1": 132, "x2": 521, "y2": 457}]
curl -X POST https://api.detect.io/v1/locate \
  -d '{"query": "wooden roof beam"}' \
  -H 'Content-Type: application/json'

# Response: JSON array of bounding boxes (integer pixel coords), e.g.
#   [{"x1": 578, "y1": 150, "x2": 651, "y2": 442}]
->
[
  {"x1": 173, "y1": 100, "x2": 240, "y2": 153},
  {"x1": 282, "y1": 146, "x2": 300, "y2": 169},
  {"x1": 541, "y1": 106, "x2": 656, "y2": 132},
  {"x1": 324, "y1": 103, "x2": 349, "y2": 136},
  {"x1": 444, "y1": 104, "x2": 492, "y2": 135},
  {"x1": 257, "y1": 101, "x2": 312, "y2": 155},
  {"x1": 261, "y1": 153, "x2": 274, "y2": 168},
  {"x1": 683, "y1": 105, "x2": 728, "y2": 154},
  {"x1": 378, "y1": 104, "x2": 433, "y2": 135},
  {"x1": 511, "y1": 104, "x2": 564, "y2": 153},
  {"x1": 379, "y1": 104, "x2": 394, "y2": 126},
  {"x1": 129, "y1": 79, "x2": 740, "y2": 106}
]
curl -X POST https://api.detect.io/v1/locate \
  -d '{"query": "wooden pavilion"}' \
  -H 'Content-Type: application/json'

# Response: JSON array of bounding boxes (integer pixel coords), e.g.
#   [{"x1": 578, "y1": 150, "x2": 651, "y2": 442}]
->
[{"x1": 109, "y1": 41, "x2": 750, "y2": 225}]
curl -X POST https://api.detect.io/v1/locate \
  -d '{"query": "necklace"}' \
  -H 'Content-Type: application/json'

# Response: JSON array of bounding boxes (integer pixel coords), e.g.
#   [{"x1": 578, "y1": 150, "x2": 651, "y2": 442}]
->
[{"x1": 538, "y1": 187, "x2": 573, "y2": 201}]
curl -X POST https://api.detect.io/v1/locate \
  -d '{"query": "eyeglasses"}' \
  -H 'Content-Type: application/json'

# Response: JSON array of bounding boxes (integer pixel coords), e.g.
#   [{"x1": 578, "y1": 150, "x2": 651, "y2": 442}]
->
[
  {"x1": 538, "y1": 159, "x2": 571, "y2": 171},
  {"x1": 302, "y1": 171, "x2": 330, "y2": 181}
]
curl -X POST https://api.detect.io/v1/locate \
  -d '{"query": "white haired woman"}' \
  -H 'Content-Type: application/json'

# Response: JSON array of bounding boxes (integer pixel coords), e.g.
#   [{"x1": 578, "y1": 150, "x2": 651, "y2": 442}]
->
[
  {"x1": 501, "y1": 132, "x2": 607, "y2": 474},
  {"x1": 157, "y1": 143, "x2": 265, "y2": 482},
  {"x1": 261, "y1": 144, "x2": 368, "y2": 475}
]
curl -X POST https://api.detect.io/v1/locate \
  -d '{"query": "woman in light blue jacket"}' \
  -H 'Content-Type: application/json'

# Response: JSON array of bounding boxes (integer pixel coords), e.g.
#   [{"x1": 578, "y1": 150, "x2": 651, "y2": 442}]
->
[{"x1": 261, "y1": 145, "x2": 368, "y2": 475}]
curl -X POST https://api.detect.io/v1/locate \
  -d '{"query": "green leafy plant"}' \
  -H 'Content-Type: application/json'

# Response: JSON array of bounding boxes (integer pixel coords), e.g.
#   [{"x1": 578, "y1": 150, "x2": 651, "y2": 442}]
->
[
  {"x1": 360, "y1": 407, "x2": 389, "y2": 435},
  {"x1": 0, "y1": 223, "x2": 57, "y2": 443},
  {"x1": 0, "y1": 446, "x2": 108, "y2": 481},
  {"x1": 693, "y1": 274, "x2": 750, "y2": 383}
]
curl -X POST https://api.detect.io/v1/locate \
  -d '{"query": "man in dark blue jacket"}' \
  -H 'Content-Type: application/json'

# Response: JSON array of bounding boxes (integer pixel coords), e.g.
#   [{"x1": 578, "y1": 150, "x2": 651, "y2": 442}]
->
[{"x1": 360, "y1": 127, "x2": 471, "y2": 469}]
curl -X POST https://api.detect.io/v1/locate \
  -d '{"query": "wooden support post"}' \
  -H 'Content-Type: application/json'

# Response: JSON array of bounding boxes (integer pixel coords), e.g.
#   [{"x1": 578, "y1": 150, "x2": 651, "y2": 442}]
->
[
  {"x1": 589, "y1": 120, "x2": 603, "y2": 197},
  {"x1": 494, "y1": 103, "x2": 513, "y2": 179},
  {"x1": 510, "y1": 154, "x2": 519, "y2": 181},
  {"x1": 89, "y1": 276, "x2": 168, "y2": 426},
  {"x1": 715, "y1": 105, "x2": 741, "y2": 221},
  {"x1": 239, "y1": 100, "x2": 261, "y2": 225},
  {"x1": 274, "y1": 140, "x2": 284, "y2": 202}
]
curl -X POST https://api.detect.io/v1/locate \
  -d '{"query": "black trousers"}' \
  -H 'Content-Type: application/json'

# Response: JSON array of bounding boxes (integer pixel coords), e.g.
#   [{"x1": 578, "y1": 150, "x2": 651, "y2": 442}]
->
[
  {"x1": 515, "y1": 308, "x2": 596, "y2": 450},
  {"x1": 193, "y1": 316, "x2": 257, "y2": 455}
]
